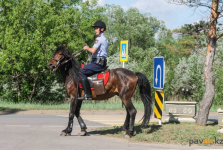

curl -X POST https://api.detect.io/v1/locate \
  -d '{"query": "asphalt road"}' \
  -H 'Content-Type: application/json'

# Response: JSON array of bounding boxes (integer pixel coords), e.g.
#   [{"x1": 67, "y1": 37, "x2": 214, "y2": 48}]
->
[{"x1": 0, "y1": 112, "x2": 222, "y2": 150}]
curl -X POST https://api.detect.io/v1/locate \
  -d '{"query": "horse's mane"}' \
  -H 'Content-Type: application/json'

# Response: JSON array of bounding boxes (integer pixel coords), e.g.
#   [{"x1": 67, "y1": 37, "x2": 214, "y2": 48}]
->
[{"x1": 54, "y1": 46, "x2": 80, "y2": 85}]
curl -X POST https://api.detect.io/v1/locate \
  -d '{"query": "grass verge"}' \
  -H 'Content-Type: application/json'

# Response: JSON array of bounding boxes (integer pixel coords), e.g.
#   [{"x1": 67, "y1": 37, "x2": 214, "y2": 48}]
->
[
  {"x1": 0, "y1": 100, "x2": 144, "y2": 111},
  {"x1": 0, "y1": 100, "x2": 222, "y2": 112},
  {"x1": 91, "y1": 122, "x2": 223, "y2": 146}
]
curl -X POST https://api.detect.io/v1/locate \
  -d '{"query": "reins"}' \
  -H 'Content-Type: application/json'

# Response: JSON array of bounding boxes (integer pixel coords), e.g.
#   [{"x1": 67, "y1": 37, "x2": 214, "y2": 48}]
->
[
  {"x1": 61, "y1": 49, "x2": 85, "y2": 65},
  {"x1": 72, "y1": 49, "x2": 85, "y2": 57},
  {"x1": 52, "y1": 49, "x2": 85, "y2": 68}
]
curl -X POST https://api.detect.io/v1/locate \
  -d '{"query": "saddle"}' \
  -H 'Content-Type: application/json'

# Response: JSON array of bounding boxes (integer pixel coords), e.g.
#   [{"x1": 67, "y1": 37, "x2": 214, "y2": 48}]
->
[{"x1": 79, "y1": 65, "x2": 110, "y2": 95}]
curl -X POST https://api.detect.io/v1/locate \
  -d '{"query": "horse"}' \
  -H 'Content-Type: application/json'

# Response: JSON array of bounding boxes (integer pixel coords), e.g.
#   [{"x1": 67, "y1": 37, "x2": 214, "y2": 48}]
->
[{"x1": 47, "y1": 46, "x2": 153, "y2": 138}]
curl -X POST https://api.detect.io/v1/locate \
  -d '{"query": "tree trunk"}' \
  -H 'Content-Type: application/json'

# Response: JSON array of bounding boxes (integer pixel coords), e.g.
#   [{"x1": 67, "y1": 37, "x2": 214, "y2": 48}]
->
[
  {"x1": 29, "y1": 71, "x2": 40, "y2": 102},
  {"x1": 196, "y1": 37, "x2": 216, "y2": 126},
  {"x1": 15, "y1": 71, "x2": 21, "y2": 101},
  {"x1": 196, "y1": 0, "x2": 219, "y2": 126}
]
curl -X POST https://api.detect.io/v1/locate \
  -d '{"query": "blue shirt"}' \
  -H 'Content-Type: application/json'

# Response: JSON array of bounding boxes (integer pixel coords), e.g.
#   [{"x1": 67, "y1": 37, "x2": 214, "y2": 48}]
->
[{"x1": 92, "y1": 33, "x2": 109, "y2": 58}]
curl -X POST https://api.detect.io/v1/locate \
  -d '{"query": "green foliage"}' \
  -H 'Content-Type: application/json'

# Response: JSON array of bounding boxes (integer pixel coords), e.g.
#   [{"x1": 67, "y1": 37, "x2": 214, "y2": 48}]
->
[
  {"x1": 0, "y1": 0, "x2": 103, "y2": 102},
  {"x1": 1, "y1": 0, "x2": 223, "y2": 106},
  {"x1": 167, "y1": 35, "x2": 223, "y2": 105},
  {"x1": 172, "y1": 21, "x2": 209, "y2": 54},
  {"x1": 171, "y1": 50, "x2": 205, "y2": 101},
  {"x1": 213, "y1": 38, "x2": 223, "y2": 106},
  {"x1": 103, "y1": 5, "x2": 164, "y2": 56}
]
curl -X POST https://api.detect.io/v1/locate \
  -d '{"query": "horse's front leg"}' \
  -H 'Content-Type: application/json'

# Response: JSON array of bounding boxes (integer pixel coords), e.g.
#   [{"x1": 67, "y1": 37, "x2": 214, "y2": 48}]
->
[
  {"x1": 75, "y1": 100, "x2": 87, "y2": 136},
  {"x1": 60, "y1": 97, "x2": 76, "y2": 136},
  {"x1": 121, "y1": 107, "x2": 130, "y2": 133}
]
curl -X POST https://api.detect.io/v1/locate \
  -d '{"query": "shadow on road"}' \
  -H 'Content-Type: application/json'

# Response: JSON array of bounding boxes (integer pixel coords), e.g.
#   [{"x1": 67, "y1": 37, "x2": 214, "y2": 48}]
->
[
  {"x1": 0, "y1": 108, "x2": 24, "y2": 115},
  {"x1": 87, "y1": 126, "x2": 121, "y2": 135},
  {"x1": 87, "y1": 124, "x2": 162, "y2": 136}
]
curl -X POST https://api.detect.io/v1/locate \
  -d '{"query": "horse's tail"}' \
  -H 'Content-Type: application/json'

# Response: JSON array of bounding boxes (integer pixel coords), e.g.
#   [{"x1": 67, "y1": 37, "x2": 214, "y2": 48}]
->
[{"x1": 135, "y1": 72, "x2": 153, "y2": 127}]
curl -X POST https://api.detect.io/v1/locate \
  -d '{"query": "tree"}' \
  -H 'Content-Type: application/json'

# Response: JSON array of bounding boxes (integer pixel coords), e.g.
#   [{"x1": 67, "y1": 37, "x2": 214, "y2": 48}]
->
[
  {"x1": 0, "y1": 0, "x2": 103, "y2": 103},
  {"x1": 102, "y1": 5, "x2": 164, "y2": 92},
  {"x1": 173, "y1": 21, "x2": 209, "y2": 54},
  {"x1": 103, "y1": 5, "x2": 163, "y2": 56},
  {"x1": 166, "y1": 0, "x2": 223, "y2": 126}
]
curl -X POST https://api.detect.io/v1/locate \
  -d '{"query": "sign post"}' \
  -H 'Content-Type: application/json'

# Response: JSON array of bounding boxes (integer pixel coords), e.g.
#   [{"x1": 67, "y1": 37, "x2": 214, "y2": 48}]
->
[
  {"x1": 154, "y1": 57, "x2": 165, "y2": 125},
  {"x1": 154, "y1": 90, "x2": 164, "y2": 125},
  {"x1": 120, "y1": 40, "x2": 128, "y2": 68}
]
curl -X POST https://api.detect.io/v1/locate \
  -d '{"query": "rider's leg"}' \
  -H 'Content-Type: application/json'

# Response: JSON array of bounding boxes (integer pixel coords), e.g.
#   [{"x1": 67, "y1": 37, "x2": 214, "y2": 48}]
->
[
  {"x1": 78, "y1": 78, "x2": 92, "y2": 100},
  {"x1": 78, "y1": 63, "x2": 97, "y2": 100},
  {"x1": 78, "y1": 63, "x2": 106, "y2": 100}
]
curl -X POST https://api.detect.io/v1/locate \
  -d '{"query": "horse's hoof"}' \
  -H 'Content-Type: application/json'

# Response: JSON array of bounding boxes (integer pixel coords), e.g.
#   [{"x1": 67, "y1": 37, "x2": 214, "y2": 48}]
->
[
  {"x1": 79, "y1": 130, "x2": 87, "y2": 136},
  {"x1": 60, "y1": 131, "x2": 67, "y2": 136},
  {"x1": 124, "y1": 134, "x2": 131, "y2": 138}
]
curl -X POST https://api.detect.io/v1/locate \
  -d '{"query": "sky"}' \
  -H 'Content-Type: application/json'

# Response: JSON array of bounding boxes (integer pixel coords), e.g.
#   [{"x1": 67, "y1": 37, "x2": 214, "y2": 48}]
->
[{"x1": 96, "y1": 0, "x2": 210, "y2": 30}]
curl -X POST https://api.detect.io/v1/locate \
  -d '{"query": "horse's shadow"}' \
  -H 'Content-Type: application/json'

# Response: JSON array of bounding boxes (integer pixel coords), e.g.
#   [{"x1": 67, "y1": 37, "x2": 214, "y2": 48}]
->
[
  {"x1": 0, "y1": 108, "x2": 22, "y2": 115},
  {"x1": 87, "y1": 124, "x2": 162, "y2": 136},
  {"x1": 87, "y1": 126, "x2": 122, "y2": 135}
]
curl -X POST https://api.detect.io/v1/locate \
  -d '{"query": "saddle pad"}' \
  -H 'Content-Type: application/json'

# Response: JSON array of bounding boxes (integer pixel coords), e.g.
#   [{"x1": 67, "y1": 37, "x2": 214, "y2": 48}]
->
[{"x1": 79, "y1": 71, "x2": 110, "y2": 90}]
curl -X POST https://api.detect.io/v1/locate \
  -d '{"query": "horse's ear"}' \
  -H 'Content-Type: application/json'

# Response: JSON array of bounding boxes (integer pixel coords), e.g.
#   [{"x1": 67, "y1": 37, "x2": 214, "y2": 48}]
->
[{"x1": 64, "y1": 44, "x2": 67, "y2": 49}]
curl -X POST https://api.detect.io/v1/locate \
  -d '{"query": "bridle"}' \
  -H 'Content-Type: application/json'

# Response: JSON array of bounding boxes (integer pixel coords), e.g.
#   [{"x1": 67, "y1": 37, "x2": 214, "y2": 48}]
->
[
  {"x1": 51, "y1": 55, "x2": 72, "y2": 69},
  {"x1": 51, "y1": 49, "x2": 84, "y2": 69}
]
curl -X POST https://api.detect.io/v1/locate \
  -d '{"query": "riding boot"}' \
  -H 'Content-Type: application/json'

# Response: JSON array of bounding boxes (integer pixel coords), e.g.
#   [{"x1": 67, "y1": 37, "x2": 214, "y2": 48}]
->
[{"x1": 78, "y1": 79, "x2": 92, "y2": 100}]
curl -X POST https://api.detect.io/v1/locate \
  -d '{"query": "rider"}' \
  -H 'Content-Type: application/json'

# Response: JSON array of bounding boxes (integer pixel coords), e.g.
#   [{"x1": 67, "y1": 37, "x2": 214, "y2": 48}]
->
[{"x1": 78, "y1": 20, "x2": 109, "y2": 100}]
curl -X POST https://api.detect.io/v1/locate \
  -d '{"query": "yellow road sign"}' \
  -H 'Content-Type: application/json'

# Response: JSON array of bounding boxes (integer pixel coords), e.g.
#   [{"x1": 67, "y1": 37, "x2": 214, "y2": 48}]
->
[
  {"x1": 154, "y1": 91, "x2": 164, "y2": 119},
  {"x1": 120, "y1": 40, "x2": 128, "y2": 62}
]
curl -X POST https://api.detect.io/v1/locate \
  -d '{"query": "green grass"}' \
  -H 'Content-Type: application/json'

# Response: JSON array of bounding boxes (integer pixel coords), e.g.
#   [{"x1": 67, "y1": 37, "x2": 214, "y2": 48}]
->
[
  {"x1": 0, "y1": 99, "x2": 144, "y2": 111},
  {"x1": 92, "y1": 122, "x2": 223, "y2": 146},
  {"x1": 81, "y1": 100, "x2": 144, "y2": 110},
  {"x1": 0, "y1": 99, "x2": 222, "y2": 112},
  {"x1": 0, "y1": 100, "x2": 70, "y2": 110}
]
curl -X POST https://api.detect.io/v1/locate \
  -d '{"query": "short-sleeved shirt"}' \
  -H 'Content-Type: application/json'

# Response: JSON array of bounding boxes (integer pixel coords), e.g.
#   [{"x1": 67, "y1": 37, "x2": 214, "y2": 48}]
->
[{"x1": 92, "y1": 33, "x2": 109, "y2": 58}]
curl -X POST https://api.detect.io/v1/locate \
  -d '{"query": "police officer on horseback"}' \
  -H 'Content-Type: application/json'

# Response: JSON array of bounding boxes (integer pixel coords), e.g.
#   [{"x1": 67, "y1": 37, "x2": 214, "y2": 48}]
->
[{"x1": 78, "y1": 20, "x2": 109, "y2": 100}]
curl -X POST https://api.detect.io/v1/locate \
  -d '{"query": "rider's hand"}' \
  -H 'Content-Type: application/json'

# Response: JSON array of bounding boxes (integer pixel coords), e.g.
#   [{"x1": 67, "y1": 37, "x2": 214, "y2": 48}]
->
[{"x1": 83, "y1": 46, "x2": 89, "y2": 51}]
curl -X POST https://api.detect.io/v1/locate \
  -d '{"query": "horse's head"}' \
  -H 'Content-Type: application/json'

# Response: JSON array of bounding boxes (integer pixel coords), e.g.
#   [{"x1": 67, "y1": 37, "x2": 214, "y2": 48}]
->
[{"x1": 47, "y1": 45, "x2": 72, "y2": 73}]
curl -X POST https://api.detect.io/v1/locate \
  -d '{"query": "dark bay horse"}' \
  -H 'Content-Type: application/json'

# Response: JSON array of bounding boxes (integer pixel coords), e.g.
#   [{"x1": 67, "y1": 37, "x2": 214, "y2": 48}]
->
[{"x1": 47, "y1": 46, "x2": 153, "y2": 138}]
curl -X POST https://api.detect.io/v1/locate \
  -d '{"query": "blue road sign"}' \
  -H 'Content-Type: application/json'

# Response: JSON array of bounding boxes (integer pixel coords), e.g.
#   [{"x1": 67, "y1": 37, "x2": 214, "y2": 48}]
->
[
  {"x1": 121, "y1": 43, "x2": 127, "y2": 59},
  {"x1": 154, "y1": 57, "x2": 165, "y2": 89},
  {"x1": 120, "y1": 40, "x2": 128, "y2": 62}
]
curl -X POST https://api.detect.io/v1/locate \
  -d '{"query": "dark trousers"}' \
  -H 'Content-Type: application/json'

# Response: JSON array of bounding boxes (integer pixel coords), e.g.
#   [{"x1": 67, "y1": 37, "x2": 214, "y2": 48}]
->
[{"x1": 79, "y1": 62, "x2": 106, "y2": 80}]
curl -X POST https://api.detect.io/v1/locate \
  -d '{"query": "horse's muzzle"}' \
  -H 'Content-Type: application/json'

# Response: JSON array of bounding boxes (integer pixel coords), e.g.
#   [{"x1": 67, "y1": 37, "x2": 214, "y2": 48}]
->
[
  {"x1": 47, "y1": 63, "x2": 54, "y2": 69},
  {"x1": 47, "y1": 63, "x2": 57, "y2": 72}
]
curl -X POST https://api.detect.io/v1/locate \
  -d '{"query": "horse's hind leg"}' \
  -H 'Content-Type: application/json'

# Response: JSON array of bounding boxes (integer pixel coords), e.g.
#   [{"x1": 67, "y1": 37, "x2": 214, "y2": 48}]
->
[
  {"x1": 121, "y1": 107, "x2": 130, "y2": 133},
  {"x1": 75, "y1": 100, "x2": 87, "y2": 136},
  {"x1": 122, "y1": 99, "x2": 137, "y2": 138}
]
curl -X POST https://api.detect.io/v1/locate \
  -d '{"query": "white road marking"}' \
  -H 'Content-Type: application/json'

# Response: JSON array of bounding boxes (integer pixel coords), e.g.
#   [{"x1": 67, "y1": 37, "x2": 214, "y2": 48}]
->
[
  {"x1": 90, "y1": 119, "x2": 141, "y2": 122},
  {"x1": 42, "y1": 125, "x2": 65, "y2": 128},
  {"x1": 4, "y1": 125, "x2": 109, "y2": 128},
  {"x1": 5, "y1": 125, "x2": 30, "y2": 127}
]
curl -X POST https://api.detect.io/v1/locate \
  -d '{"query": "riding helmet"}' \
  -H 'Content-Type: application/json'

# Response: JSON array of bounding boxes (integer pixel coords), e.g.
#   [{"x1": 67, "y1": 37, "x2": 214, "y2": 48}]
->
[{"x1": 92, "y1": 20, "x2": 106, "y2": 31}]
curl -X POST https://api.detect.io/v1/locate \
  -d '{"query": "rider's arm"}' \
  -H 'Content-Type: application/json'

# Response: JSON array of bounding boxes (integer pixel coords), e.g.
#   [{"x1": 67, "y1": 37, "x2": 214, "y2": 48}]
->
[
  {"x1": 83, "y1": 46, "x2": 97, "y2": 53},
  {"x1": 83, "y1": 38, "x2": 102, "y2": 54}
]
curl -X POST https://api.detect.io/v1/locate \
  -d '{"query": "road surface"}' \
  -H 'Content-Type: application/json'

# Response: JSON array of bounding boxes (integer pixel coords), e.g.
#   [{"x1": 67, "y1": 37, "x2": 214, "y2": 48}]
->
[{"x1": 0, "y1": 110, "x2": 221, "y2": 150}]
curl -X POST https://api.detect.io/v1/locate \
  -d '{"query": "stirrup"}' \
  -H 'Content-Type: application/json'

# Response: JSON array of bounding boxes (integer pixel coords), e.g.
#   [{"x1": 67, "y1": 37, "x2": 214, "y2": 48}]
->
[{"x1": 78, "y1": 94, "x2": 92, "y2": 100}]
